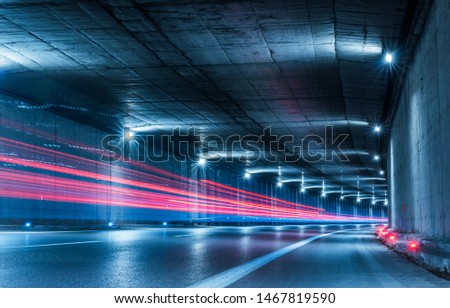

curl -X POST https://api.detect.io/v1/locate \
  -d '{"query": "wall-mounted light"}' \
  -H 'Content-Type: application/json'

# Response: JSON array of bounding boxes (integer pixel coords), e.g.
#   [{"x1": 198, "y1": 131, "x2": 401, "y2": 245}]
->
[
  {"x1": 124, "y1": 127, "x2": 135, "y2": 140},
  {"x1": 374, "y1": 125, "x2": 382, "y2": 133},
  {"x1": 300, "y1": 173, "x2": 305, "y2": 193},
  {"x1": 321, "y1": 179, "x2": 326, "y2": 197},
  {"x1": 385, "y1": 53, "x2": 393, "y2": 63},
  {"x1": 198, "y1": 157, "x2": 206, "y2": 166}
]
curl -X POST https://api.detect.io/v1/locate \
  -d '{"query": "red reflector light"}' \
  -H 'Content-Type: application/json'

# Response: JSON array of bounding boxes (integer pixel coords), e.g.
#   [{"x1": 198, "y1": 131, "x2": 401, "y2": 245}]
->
[
  {"x1": 408, "y1": 241, "x2": 419, "y2": 250},
  {"x1": 387, "y1": 232, "x2": 397, "y2": 242}
]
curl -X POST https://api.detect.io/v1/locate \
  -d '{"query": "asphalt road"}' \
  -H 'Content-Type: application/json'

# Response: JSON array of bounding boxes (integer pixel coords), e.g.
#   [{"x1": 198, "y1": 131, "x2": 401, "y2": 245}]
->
[{"x1": 0, "y1": 225, "x2": 448, "y2": 287}]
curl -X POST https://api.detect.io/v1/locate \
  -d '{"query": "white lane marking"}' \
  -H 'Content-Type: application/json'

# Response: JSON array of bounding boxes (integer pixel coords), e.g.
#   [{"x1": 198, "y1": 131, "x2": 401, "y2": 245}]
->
[
  {"x1": 0, "y1": 230, "x2": 99, "y2": 234},
  {"x1": 174, "y1": 230, "x2": 214, "y2": 238},
  {"x1": 0, "y1": 240, "x2": 103, "y2": 249},
  {"x1": 189, "y1": 230, "x2": 343, "y2": 288},
  {"x1": 173, "y1": 225, "x2": 329, "y2": 238}
]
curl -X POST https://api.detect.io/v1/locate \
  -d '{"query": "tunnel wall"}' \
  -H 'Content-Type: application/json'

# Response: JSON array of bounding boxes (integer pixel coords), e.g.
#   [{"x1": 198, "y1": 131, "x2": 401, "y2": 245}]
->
[
  {"x1": 388, "y1": 0, "x2": 450, "y2": 239},
  {"x1": 0, "y1": 94, "x2": 383, "y2": 226}
]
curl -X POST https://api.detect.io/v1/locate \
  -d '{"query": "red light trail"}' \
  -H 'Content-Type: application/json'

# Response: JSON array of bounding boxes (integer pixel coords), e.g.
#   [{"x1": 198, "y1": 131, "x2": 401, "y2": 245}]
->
[{"x1": 0, "y1": 137, "x2": 385, "y2": 222}]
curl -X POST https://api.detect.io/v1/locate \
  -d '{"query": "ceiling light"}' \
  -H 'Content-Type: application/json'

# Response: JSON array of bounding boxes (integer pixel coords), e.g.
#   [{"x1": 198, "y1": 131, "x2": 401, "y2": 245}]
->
[
  {"x1": 374, "y1": 125, "x2": 382, "y2": 133},
  {"x1": 374, "y1": 155, "x2": 380, "y2": 161},
  {"x1": 277, "y1": 181, "x2": 283, "y2": 188},
  {"x1": 340, "y1": 195, "x2": 344, "y2": 200},
  {"x1": 300, "y1": 187, "x2": 306, "y2": 193},
  {"x1": 321, "y1": 191, "x2": 326, "y2": 197},
  {"x1": 379, "y1": 170, "x2": 385, "y2": 175},
  {"x1": 198, "y1": 157, "x2": 206, "y2": 166},
  {"x1": 244, "y1": 172, "x2": 251, "y2": 179},
  {"x1": 124, "y1": 128, "x2": 134, "y2": 140},
  {"x1": 385, "y1": 53, "x2": 393, "y2": 63}
]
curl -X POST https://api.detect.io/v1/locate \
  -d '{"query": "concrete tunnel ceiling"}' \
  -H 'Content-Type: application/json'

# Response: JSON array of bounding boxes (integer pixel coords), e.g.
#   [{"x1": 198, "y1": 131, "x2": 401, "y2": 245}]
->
[{"x1": 0, "y1": 0, "x2": 431, "y2": 204}]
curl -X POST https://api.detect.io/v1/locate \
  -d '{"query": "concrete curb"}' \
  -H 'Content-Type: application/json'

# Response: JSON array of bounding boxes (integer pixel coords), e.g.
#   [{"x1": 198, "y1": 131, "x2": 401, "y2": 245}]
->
[{"x1": 377, "y1": 229, "x2": 450, "y2": 277}]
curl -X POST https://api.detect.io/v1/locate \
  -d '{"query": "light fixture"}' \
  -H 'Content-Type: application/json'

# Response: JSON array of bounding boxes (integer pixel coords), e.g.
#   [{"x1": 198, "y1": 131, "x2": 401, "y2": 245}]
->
[
  {"x1": 374, "y1": 155, "x2": 380, "y2": 161},
  {"x1": 321, "y1": 191, "x2": 326, "y2": 197},
  {"x1": 244, "y1": 172, "x2": 251, "y2": 179},
  {"x1": 385, "y1": 53, "x2": 393, "y2": 63},
  {"x1": 163, "y1": 222, "x2": 168, "y2": 226},
  {"x1": 379, "y1": 170, "x2": 385, "y2": 175},
  {"x1": 277, "y1": 181, "x2": 283, "y2": 188},
  {"x1": 340, "y1": 195, "x2": 344, "y2": 200},
  {"x1": 25, "y1": 222, "x2": 31, "y2": 227},
  {"x1": 371, "y1": 187, "x2": 376, "y2": 205},
  {"x1": 408, "y1": 241, "x2": 419, "y2": 250},
  {"x1": 389, "y1": 234, "x2": 396, "y2": 241},
  {"x1": 198, "y1": 157, "x2": 206, "y2": 166},
  {"x1": 300, "y1": 173, "x2": 305, "y2": 193},
  {"x1": 374, "y1": 125, "x2": 382, "y2": 133},
  {"x1": 124, "y1": 127, "x2": 134, "y2": 140}
]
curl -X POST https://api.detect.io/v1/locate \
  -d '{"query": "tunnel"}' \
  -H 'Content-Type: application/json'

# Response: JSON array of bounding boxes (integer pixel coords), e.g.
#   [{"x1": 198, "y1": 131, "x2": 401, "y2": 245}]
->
[{"x1": 0, "y1": 0, "x2": 449, "y2": 289}]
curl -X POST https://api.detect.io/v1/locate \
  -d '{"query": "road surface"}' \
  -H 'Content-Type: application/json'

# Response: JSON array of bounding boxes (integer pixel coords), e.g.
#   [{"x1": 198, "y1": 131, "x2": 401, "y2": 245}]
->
[{"x1": 0, "y1": 225, "x2": 448, "y2": 287}]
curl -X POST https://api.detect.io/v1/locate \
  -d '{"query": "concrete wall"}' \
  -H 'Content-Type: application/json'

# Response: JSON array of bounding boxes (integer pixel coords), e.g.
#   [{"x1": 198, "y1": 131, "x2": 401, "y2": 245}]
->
[{"x1": 389, "y1": 0, "x2": 450, "y2": 240}]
